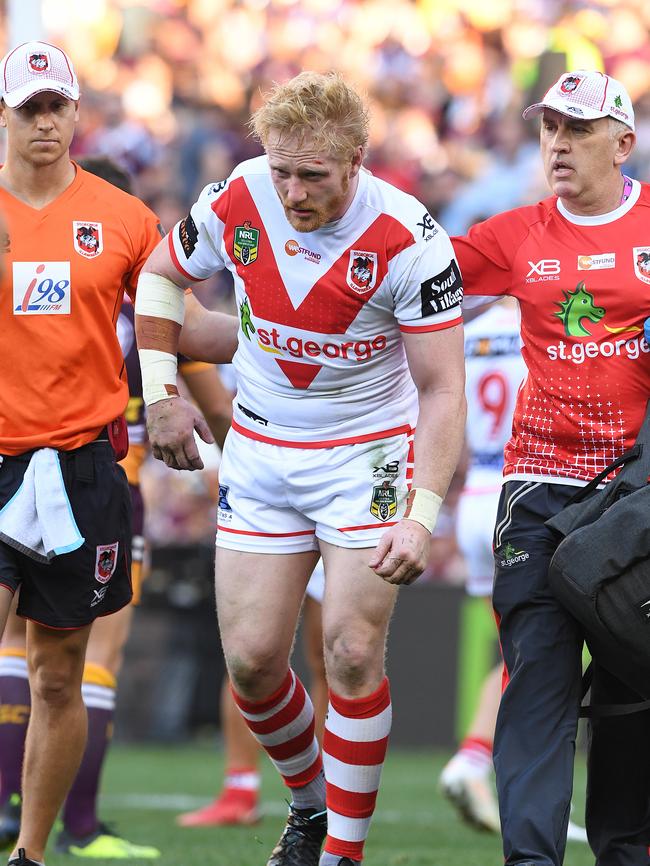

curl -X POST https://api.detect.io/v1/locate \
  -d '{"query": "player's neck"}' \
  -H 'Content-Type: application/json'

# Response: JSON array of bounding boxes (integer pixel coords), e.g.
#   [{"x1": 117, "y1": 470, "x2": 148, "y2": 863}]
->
[
  {"x1": 559, "y1": 173, "x2": 627, "y2": 217},
  {"x1": 0, "y1": 154, "x2": 76, "y2": 209}
]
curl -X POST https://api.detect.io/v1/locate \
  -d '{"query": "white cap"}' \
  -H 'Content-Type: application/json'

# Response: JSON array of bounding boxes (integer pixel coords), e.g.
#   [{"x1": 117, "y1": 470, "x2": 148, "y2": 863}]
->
[
  {"x1": 1, "y1": 41, "x2": 79, "y2": 108},
  {"x1": 523, "y1": 70, "x2": 634, "y2": 131}
]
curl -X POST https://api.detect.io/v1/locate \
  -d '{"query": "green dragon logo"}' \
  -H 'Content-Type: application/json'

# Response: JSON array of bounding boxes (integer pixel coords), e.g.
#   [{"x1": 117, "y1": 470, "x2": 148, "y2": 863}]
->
[
  {"x1": 500, "y1": 542, "x2": 523, "y2": 560},
  {"x1": 239, "y1": 297, "x2": 256, "y2": 341},
  {"x1": 553, "y1": 282, "x2": 605, "y2": 337}
]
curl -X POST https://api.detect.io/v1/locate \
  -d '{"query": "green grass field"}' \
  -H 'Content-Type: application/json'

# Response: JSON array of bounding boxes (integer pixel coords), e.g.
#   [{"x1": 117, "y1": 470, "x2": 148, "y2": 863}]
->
[{"x1": 42, "y1": 743, "x2": 593, "y2": 866}]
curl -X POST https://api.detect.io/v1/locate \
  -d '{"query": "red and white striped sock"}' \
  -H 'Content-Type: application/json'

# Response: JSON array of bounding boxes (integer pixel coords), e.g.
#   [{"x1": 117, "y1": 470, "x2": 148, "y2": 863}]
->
[
  {"x1": 322, "y1": 677, "x2": 391, "y2": 862},
  {"x1": 457, "y1": 736, "x2": 493, "y2": 776},
  {"x1": 232, "y1": 669, "x2": 323, "y2": 796}
]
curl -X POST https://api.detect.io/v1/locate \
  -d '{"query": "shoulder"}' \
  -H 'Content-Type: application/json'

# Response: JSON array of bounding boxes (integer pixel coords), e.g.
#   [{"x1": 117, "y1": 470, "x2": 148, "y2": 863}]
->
[
  {"x1": 192, "y1": 156, "x2": 269, "y2": 216},
  {"x1": 361, "y1": 171, "x2": 447, "y2": 252},
  {"x1": 77, "y1": 168, "x2": 159, "y2": 227}
]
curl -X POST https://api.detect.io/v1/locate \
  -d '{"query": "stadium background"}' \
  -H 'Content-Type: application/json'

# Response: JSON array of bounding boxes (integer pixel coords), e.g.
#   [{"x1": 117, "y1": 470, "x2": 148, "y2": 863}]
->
[{"x1": 0, "y1": 2, "x2": 644, "y2": 861}]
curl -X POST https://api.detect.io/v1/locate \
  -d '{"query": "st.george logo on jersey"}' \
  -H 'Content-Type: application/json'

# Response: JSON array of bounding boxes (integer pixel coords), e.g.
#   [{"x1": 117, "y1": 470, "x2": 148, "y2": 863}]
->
[
  {"x1": 633, "y1": 247, "x2": 650, "y2": 285},
  {"x1": 73, "y1": 221, "x2": 103, "y2": 258},
  {"x1": 347, "y1": 250, "x2": 378, "y2": 294},
  {"x1": 233, "y1": 221, "x2": 259, "y2": 266},
  {"x1": 13, "y1": 261, "x2": 71, "y2": 315}
]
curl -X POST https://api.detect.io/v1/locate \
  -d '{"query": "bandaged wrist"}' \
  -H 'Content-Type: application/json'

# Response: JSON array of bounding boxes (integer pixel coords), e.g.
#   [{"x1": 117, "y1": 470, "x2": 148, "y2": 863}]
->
[
  {"x1": 403, "y1": 487, "x2": 443, "y2": 534},
  {"x1": 135, "y1": 272, "x2": 185, "y2": 325},
  {"x1": 138, "y1": 349, "x2": 179, "y2": 406}
]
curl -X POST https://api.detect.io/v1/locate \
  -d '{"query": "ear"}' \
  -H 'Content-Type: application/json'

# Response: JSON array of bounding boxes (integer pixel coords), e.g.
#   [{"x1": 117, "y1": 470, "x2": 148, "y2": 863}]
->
[
  {"x1": 0, "y1": 101, "x2": 7, "y2": 128},
  {"x1": 614, "y1": 129, "x2": 636, "y2": 167},
  {"x1": 349, "y1": 145, "x2": 364, "y2": 178}
]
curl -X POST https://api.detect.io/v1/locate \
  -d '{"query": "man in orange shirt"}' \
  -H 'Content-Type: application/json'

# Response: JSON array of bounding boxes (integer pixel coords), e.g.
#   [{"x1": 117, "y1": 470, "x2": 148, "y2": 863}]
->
[{"x1": 0, "y1": 42, "x2": 236, "y2": 866}]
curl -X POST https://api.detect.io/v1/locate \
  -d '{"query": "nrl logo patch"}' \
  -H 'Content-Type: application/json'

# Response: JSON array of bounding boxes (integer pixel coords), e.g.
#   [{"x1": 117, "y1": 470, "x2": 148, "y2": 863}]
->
[
  {"x1": 370, "y1": 480, "x2": 397, "y2": 522},
  {"x1": 347, "y1": 250, "x2": 378, "y2": 294},
  {"x1": 633, "y1": 247, "x2": 650, "y2": 285},
  {"x1": 94, "y1": 542, "x2": 119, "y2": 584},
  {"x1": 73, "y1": 221, "x2": 103, "y2": 258},
  {"x1": 234, "y1": 221, "x2": 259, "y2": 266}
]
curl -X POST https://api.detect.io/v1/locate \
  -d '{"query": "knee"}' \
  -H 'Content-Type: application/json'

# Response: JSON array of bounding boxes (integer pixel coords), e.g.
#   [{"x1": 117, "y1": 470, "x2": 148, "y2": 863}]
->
[
  {"x1": 324, "y1": 629, "x2": 380, "y2": 691},
  {"x1": 227, "y1": 643, "x2": 285, "y2": 698},
  {"x1": 30, "y1": 665, "x2": 80, "y2": 708}
]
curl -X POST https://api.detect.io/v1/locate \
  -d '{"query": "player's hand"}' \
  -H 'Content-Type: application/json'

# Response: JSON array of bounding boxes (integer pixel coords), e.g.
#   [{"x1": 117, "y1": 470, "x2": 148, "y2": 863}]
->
[
  {"x1": 368, "y1": 519, "x2": 431, "y2": 585},
  {"x1": 146, "y1": 396, "x2": 214, "y2": 471}
]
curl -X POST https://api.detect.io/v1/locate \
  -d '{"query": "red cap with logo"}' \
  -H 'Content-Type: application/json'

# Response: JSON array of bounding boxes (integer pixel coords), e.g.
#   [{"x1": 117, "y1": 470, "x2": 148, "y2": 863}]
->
[{"x1": 1, "y1": 41, "x2": 79, "y2": 108}]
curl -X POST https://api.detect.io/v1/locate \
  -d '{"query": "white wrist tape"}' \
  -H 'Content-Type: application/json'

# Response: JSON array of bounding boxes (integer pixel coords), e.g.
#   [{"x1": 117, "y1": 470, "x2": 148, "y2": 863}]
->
[
  {"x1": 403, "y1": 487, "x2": 443, "y2": 534},
  {"x1": 138, "y1": 349, "x2": 179, "y2": 406},
  {"x1": 135, "y1": 272, "x2": 185, "y2": 325}
]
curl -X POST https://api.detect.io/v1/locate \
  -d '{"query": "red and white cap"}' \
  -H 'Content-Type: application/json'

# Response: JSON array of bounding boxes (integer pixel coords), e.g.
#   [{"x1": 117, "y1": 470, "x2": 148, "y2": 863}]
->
[
  {"x1": 522, "y1": 70, "x2": 634, "y2": 131},
  {"x1": 1, "y1": 41, "x2": 79, "y2": 108}
]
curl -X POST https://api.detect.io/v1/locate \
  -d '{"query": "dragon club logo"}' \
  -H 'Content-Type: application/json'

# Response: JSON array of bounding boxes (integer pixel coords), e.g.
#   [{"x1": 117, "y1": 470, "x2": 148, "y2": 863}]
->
[
  {"x1": 347, "y1": 250, "x2": 378, "y2": 294},
  {"x1": 28, "y1": 52, "x2": 49, "y2": 73},
  {"x1": 553, "y1": 282, "x2": 605, "y2": 337},
  {"x1": 73, "y1": 221, "x2": 103, "y2": 258},
  {"x1": 498, "y1": 542, "x2": 529, "y2": 567},
  {"x1": 633, "y1": 247, "x2": 650, "y2": 285},
  {"x1": 559, "y1": 75, "x2": 581, "y2": 94}
]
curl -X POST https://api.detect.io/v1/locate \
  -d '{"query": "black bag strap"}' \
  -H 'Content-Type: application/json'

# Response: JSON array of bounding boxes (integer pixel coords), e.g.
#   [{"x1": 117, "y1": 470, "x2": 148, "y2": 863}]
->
[
  {"x1": 579, "y1": 662, "x2": 650, "y2": 718},
  {"x1": 565, "y1": 445, "x2": 641, "y2": 506}
]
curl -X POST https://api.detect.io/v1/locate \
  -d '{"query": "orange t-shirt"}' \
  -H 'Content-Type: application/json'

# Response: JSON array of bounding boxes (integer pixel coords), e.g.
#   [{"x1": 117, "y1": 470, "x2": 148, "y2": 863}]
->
[{"x1": 0, "y1": 163, "x2": 162, "y2": 455}]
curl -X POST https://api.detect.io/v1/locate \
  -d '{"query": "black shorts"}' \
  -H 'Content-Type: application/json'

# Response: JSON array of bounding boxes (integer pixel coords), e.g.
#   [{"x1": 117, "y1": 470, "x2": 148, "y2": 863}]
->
[{"x1": 0, "y1": 441, "x2": 133, "y2": 629}]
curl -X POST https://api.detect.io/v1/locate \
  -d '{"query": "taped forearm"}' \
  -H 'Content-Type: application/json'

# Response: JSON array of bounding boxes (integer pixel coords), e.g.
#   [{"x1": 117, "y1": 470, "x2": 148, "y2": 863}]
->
[
  {"x1": 403, "y1": 487, "x2": 443, "y2": 533},
  {"x1": 135, "y1": 272, "x2": 185, "y2": 405}
]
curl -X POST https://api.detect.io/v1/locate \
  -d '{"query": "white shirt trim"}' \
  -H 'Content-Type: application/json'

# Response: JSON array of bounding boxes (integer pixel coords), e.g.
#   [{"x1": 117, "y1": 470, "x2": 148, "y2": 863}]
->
[{"x1": 556, "y1": 178, "x2": 641, "y2": 226}]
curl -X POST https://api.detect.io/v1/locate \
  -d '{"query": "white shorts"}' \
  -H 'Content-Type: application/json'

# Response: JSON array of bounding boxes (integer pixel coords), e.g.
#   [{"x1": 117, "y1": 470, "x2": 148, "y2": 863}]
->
[
  {"x1": 305, "y1": 559, "x2": 325, "y2": 604},
  {"x1": 216, "y1": 428, "x2": 414, "y2": 553},
  {"x1": 457, "y1": 472, "x2": 502, "y2": 597}
]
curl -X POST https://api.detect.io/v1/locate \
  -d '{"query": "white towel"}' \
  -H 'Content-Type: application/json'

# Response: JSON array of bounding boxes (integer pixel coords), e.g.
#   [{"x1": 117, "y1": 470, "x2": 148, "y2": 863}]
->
[{"x1": 0, "y1": 448, "x2": 85, "y2": 562}]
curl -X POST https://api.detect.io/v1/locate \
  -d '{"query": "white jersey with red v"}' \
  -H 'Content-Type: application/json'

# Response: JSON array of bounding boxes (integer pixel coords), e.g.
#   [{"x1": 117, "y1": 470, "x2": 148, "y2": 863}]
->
[{"x1": 169, "y1": 158, "x2": 462, "y2": 447}]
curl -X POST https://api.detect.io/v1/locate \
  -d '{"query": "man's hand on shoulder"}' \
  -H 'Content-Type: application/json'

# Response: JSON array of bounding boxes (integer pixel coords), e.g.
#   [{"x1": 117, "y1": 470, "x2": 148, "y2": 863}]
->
[
  {"x1": 147, "y1": 397, "x2": 214, "y2": 471},
  {"x1": 368, "y1": 519, "x2": 431, "y2": 585}
]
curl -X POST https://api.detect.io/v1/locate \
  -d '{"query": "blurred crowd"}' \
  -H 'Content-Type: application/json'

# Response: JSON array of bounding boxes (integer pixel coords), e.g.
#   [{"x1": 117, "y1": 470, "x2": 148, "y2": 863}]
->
[{"x1": 5, "y1": 0, "x2": 650, "y2": 574}]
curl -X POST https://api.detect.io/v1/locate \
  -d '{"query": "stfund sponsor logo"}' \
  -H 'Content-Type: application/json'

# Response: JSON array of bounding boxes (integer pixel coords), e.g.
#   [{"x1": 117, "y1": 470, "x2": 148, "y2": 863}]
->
[
  {"x1": 285, "y1": 239, "x2": 322, "y2": 264},
  {"x1": 577, "y1": 253, "x2": 615, "y2": 271},
  {"x1": 13, "y1": 261, "x2": 71, "y2": 314},
  {"x1": 498, "y1": 542, "x2": 529, "y2": 567}
]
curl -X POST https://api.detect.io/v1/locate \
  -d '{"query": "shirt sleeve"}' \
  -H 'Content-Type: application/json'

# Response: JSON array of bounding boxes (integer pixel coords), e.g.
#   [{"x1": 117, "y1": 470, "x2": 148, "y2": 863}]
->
[
  {"x1": 392, "y1": 219, "x2": 463, "y2": 333},
  {"x1": 452, "y1": 211, "x2": 523, "y2": 297},
  {"x1": 123, "y1": 204, "x2": 165, "y2": 301},
  {"x1": 168, "y1": 180, "x2": 230, "y2": 281}
]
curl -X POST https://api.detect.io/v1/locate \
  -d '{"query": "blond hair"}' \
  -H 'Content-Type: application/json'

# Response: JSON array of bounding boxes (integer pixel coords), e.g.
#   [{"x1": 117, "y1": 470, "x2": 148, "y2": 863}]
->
[{"x1": 250, "y1": 71, "x2": 369, "y2": 162}]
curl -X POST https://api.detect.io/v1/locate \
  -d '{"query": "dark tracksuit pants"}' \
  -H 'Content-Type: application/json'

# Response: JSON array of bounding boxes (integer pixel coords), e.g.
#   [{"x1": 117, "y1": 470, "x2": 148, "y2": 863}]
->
[{"x1": 492, "y1": 480, "x2": 650, "y2": 866}]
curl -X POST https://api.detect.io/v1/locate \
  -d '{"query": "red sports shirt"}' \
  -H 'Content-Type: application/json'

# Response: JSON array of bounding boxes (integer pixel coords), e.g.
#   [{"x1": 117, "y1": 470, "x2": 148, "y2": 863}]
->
[
  {"x1": 0, "y1": 164, "x2": 161, "y2": 455},
  {"x1": 454, "y1": 181, "x2": 650, "y2": 484}
]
